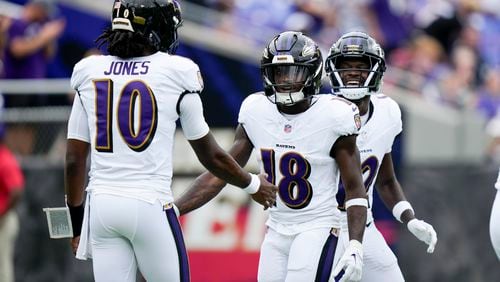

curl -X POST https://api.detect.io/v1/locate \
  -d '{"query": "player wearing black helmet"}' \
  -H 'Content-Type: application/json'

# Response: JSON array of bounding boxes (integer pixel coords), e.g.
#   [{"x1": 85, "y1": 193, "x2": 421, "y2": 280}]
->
[
  {"x1": 65, "y1": 1, "x2": 277, "y2": 281},
  {"x1": 326, "y1": 31, "x2": 437, "y2": 282},
  {"x1": 261, "y1": 31, "x2": 323, "y2": 107},
  {"x1": 96, "y1": 0, "x2": 182, "y2": 57},
  {"x1": 174, "y1": 31, "x2": 368, "y2": 282},
  {"x1": 325, "y1": 31, "x2": 386, "y2": 101}
]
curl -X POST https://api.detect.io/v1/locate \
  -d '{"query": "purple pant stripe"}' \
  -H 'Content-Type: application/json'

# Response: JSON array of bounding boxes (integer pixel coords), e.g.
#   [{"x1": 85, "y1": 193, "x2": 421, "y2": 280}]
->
[
  {"x1": 315, "y1": 231, "x2": 339, "y2": 282},
  {"x1": 165, "y1": 208, "x2": 190, "y2": 282}
]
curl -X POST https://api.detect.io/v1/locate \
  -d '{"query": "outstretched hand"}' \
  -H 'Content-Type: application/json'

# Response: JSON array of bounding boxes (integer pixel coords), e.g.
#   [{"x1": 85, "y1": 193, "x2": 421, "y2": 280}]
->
[
  {"x1": 407, "y1": 218, "x2": 437, "y2": 253},
  {"x1": 251, "y1": 174, "x2": 278, "y2": 210}
]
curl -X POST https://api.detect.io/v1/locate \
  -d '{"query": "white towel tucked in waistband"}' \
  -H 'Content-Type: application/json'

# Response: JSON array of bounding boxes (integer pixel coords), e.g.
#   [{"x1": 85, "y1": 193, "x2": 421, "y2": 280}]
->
[{"x1": 76, "y1": 193, "x2": 92, "y2": 260}]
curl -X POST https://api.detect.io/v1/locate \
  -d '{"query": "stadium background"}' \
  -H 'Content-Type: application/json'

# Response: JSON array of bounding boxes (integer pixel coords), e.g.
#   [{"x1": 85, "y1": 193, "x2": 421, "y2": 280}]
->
[{"x1": 0, "y1": 0, "x2": 499, "y2": 281}]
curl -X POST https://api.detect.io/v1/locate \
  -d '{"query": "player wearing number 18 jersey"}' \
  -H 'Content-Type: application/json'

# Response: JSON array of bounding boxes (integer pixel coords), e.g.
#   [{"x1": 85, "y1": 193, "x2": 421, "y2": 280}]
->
[
  {"x1": 325, "y1": 31, "x2": 438, "y2": 281},
  {"x1": 175, "y1": 31, "x2": 369, "y2": 282},
  {"x1": 64, "y1": 1, "x2": 277, "y2": 281}
]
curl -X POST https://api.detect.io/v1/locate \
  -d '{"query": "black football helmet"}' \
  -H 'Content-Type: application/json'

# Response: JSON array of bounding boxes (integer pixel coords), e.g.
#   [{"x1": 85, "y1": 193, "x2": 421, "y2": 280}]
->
[
  {"x1": 325, "y1": 31, "x2": 386, "y2": 100},
  {"x1": 111, "y1": 0, "x2": 182, "y2": 54},
  {"x1": 261, "y1": 31, "x2": 323, "y2": 106}
]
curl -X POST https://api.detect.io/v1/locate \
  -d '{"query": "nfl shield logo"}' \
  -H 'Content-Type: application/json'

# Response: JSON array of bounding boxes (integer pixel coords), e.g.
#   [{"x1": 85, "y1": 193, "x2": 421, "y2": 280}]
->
[{"x1": 284, "y1": 124, "x2": 292, "y2": 133}]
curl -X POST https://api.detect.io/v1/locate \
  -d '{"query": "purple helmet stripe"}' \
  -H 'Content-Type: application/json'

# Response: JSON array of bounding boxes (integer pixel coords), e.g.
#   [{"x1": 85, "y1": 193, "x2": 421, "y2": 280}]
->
[{"x1": 165, "y1": 208, "x2": 190, "y2": 282}]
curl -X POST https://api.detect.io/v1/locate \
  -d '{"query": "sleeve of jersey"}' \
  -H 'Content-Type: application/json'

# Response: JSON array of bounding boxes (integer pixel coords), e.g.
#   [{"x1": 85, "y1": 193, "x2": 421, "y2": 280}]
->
[
  {"x1": 386, "y1": 100, "x2": 403, "y2": 153},
  {"x1": 333, "y1": 103, "x2": 361, "y2": 137},
  {"x1": 67, "y1": 94, "x2": 90, "y2": 143},
  {"x1": 237, "y1": 96, "x2": 253, "y2": 125},
  {"x1": 180, "y1": 61, "x2": 204, "y2": 93},
  {"x1": 70, "y1": 59, "x2": 86, "y2": 91},
  {"x1": 179, "y1": 94, "x2": 210, "y2": 140},
  {"x1": 238, "y1": 94, "x2": 263, "y2": 126}
]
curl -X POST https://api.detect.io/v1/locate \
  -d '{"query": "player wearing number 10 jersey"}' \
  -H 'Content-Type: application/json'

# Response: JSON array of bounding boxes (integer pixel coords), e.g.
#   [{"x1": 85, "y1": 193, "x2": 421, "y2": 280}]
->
[
  {"x1": 64, "y1": 1, "x2": 277, "y2": 281},
  {"x1": 325, "y1": 31, "x2": 438, "y2": 281},
  {"x1": 175, "y1": 31, "x2": 369, "y2": 282}
]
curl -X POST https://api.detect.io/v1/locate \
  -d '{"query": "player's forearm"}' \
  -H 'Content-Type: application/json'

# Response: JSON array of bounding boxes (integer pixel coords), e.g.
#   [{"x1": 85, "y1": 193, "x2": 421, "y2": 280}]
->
[
  {"x1": 376, "y1": 178, "x2": 415, "y2": 223},
  {"x1": 335, "y1": 136, "x2": 368, "y2": 241},
  {"x1": 346, "y1": 205, "x2": 367, "y2": 242},
  {"x1": 200, "y1": 150, "x2": 251, "y2": 188},
  {"x1": 175, "y1": 172, "x2": 226, "y2": 215},
  {"x1": 64, "y1": 155, "x2": 87, "y2": 206},
  {"x1": 344, "y1": 179, "x2": 368, "y2": 242},
  {"x1": 376, "y1": 176, "x2": 405, "y2": 208},
  {"x1": 378, "y1": 182, "x2": 417, "y2": 224},
  {"x1": 191, "y1": 132, "x2": 252, "y2": 189}
]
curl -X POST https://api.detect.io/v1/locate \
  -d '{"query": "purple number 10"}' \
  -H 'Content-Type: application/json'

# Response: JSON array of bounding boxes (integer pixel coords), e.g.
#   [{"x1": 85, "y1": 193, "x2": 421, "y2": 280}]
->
[{"x1": 93, "y1": 79, "x2": 158, "y2": 153}]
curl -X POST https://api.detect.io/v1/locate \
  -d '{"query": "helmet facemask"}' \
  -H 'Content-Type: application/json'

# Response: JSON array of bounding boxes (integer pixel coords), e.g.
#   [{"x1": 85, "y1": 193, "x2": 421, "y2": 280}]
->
[
  {"x1": 327, "y1": 55, "x2": 383, "y2": 100},
  {"x1": 262, "y1": 63, "x2": 314, "y2": 106},
  {"x1": 261, "y1": 31, "x2": 323, "y2": 107},
  {"x1": 325, "y1": 31, "x2": 386, "y2": 101}
]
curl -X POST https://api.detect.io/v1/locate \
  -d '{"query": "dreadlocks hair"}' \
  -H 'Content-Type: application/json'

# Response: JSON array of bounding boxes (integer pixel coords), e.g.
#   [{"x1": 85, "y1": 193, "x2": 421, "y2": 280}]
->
[{"x1": 95, "y1": 28, "x2": 156, "y2": 59}]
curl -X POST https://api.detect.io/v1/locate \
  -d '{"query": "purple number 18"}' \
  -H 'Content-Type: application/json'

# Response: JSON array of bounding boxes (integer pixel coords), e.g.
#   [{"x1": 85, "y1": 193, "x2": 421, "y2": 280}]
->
[{"x1": 261, "y1": 149, "x2": 313, "y2": 209}]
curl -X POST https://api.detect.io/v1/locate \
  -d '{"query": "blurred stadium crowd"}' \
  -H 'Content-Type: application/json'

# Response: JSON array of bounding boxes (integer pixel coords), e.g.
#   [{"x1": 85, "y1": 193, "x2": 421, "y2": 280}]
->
[
  {"x1": 0, "y1": 0, "x2": 500, "y2": 161},
  {"x1": 189, "y1": 0, "x2": 500, "y2": 157}
]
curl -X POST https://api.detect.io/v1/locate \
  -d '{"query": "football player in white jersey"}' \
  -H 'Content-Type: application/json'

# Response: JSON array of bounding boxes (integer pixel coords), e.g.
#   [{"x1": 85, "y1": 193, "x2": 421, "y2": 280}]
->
[
  {"x1": 174, "y1": 31, "x2": 369, "y2": 282},
  {"x1": 325, "y1": 31, "x2": 438, "y2": 281},
  {"x1": 64, "y1": 1, "x2": 277, "y2": 281},
  {"x1": 490, "y1": 168, "x2": 500, "y2": 260}
]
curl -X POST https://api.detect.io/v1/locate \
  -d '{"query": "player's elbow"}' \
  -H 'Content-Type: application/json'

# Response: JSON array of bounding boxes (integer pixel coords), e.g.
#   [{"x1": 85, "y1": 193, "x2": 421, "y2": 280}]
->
[
  {"x1": 376, "y1": 176, "x2": 398, "y2": 192},
  {"x1": 65, "y1": 140, "x2": 89, "y2": 171},
  {"x1": 65, "y1": 152, "x2": 85, "y2": 175},
  {"x1": 344, "y1": 181, "x2": 366, "y2": 198}
]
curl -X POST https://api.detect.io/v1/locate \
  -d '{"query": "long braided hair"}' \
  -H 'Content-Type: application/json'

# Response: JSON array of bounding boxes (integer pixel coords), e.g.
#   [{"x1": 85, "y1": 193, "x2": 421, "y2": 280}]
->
[{"x1": 95, "y1": 28, "x2": 156, "y2": 59}]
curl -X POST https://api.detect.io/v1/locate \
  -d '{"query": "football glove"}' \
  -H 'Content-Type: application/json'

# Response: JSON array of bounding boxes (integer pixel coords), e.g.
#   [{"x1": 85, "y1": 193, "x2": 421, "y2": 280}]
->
[
  {"x1": 407, "y1": 218, "x2": 437, "y2": 253},
  {"x1": 331, "y1": 240, "x2": 363, "y2": 282}
]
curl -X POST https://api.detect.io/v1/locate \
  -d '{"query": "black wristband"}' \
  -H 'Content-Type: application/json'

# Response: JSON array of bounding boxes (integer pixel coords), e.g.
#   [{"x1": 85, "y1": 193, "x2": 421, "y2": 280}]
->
[{"x1": 67, "y1": 203, "x2": 84, "y2": 237}]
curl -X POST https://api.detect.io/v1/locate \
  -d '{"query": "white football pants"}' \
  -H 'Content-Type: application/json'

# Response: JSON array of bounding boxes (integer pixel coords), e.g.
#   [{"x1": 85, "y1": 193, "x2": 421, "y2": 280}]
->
[
  {"x1": 90, "y1": 194, "x2": 189, "y2": 282},
  {"x1": 257, "y1": 227, "x2": 340, "y2": 282}
]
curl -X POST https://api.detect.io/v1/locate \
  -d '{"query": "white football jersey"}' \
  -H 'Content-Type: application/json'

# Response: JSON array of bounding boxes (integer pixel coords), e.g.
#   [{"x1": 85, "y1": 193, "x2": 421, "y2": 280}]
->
[
  {"x1": 238, "y1": 93, "x2": 360, "y2": 235},
  {"x1": 336, "y1": 94, "x2": 403, "y2": 225},
  {"x1": 68, "y1": 52, "x2": 206, "y2": 203}
]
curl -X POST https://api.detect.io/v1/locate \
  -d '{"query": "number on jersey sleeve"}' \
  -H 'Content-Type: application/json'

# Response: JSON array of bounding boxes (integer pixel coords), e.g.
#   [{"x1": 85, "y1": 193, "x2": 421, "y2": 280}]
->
[{"x1": 93, "y1": 79, "x2": 158, "y2": 153}]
